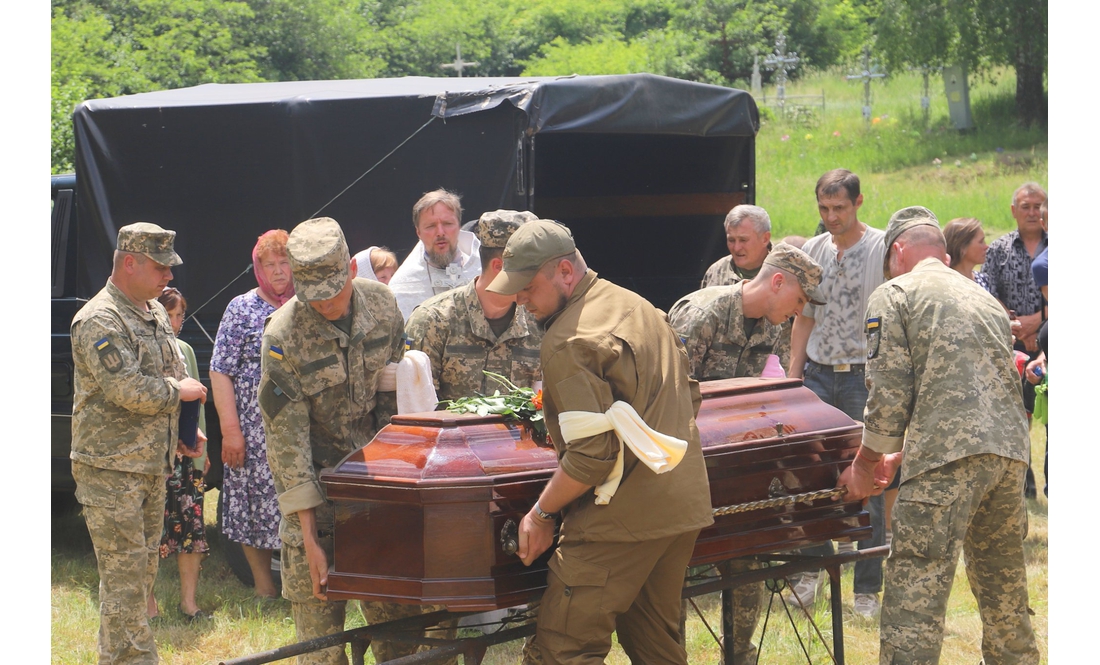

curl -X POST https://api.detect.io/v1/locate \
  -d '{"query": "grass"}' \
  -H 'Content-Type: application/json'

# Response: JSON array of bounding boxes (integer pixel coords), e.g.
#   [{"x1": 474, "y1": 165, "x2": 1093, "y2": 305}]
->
[
  {"x1": 52, "y1": 421, "x2": 1047, "y2": 664},
  {"x1": 754, "y1": 67, "x2": 1048, "y2": 240}
]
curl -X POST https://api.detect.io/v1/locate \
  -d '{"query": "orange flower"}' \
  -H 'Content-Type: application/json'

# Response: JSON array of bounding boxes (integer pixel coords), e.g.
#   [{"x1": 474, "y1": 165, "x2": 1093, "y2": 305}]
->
[{"x1": 532, "y1": 390, "x2": 543, "y2": 411}]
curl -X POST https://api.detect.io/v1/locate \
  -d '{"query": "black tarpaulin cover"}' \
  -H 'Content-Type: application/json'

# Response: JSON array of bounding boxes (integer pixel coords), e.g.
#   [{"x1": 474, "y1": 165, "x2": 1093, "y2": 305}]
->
[{"x1": 72, "y1": 73, "x2": 757, "y2": 324}]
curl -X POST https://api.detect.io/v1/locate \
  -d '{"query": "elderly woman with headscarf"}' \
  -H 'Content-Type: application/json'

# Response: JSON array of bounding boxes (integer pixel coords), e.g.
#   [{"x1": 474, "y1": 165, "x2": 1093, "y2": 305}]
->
[{"x1": 209, "y1": 229, "x2": 293, "y2": 598}]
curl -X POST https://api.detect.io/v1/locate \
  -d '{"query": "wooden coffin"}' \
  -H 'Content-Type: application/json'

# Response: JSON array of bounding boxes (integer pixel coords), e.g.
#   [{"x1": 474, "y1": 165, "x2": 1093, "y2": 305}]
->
[{"x1": 321, "y1": 377, "x2": 871, "y2": 611}]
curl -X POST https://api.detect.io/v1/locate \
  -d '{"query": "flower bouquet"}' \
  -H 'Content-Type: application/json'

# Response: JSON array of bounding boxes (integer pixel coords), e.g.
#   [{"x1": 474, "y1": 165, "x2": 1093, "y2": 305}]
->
[{"x1": 440, "y1": 371, "x2": 547, "y2": 444}]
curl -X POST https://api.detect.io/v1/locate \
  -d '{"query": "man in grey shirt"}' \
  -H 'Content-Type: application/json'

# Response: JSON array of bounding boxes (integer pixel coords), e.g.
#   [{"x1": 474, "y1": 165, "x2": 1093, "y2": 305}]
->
[{"x1": 788, "y1": 169, "x2": 888, "y2": 618}]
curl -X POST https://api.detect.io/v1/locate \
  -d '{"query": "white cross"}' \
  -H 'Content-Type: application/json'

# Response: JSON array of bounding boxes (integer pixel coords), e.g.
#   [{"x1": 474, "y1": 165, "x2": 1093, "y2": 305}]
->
[
  {"x1": 441, "y1": 44, "x2": 479, "y2": 78},
  {"x1": 846, "y1": 48, "x2": 886, "y2": 122},
  {"x1": 763, "y1": 34, "x2": 800, "y2": 110}
]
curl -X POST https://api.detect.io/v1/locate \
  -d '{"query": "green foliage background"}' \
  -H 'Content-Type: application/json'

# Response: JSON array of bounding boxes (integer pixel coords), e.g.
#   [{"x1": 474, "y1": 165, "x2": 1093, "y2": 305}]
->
[{"x1": 51, "y1": 0, "x2": 1046, "y2": 173}]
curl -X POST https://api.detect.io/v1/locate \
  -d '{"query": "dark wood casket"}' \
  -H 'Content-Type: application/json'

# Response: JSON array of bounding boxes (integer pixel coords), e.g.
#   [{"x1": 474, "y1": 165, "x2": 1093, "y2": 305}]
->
[{"x1": 321, "y1": 377, "x2": 871, "y2": 611}]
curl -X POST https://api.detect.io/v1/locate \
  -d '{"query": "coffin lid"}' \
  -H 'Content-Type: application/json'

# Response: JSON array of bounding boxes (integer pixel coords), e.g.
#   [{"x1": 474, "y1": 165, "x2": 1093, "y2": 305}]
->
[{"x1": 322, "y1": 377, "x2": 859, "y2": 488}]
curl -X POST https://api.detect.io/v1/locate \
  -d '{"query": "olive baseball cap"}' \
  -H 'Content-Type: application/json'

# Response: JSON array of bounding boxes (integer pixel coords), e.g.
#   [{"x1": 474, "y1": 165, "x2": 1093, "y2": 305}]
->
[
  {"x1": 763, "y1": 242, "x2": 826, "y2": 305},
  {"x1": 287, "y1": 217, "x2": 351, "y2": 302},
  {"x1": 476, "y1": 209, "x2": 539, "y2": 248},
  {"x1": 486, "y1": 220, "x2": 576, "y2": 295},
  {"x1": 883, "y1": 206, "x2": 940, "y2": 276},
  {"x1": 117, "y1": 222, "x2": 182, "y2": 266}
]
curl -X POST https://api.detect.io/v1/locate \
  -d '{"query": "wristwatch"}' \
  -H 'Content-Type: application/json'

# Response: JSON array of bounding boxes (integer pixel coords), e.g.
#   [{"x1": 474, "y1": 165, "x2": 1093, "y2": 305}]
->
[{"x1": 532, "y1": 500, "x2": 558, "y2": 522}]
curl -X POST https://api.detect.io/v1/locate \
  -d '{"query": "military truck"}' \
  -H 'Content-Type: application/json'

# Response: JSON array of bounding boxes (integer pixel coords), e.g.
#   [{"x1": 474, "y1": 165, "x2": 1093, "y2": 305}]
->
[{"x1": 50, "y1": 73, "x2": 759, "y2": 584}]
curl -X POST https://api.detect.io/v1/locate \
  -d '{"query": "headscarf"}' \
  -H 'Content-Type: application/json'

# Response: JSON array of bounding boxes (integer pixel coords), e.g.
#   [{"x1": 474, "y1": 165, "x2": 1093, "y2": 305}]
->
[
  {"x1": 351, "y1": 246, "x2": 380, "y2": 282},
  {"x1": 253, "y1": 229, "x2": 295, "y2": 306}
]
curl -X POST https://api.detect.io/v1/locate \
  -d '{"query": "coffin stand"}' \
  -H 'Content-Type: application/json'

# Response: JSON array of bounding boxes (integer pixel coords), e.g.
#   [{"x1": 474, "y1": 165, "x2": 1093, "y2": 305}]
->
[{"x1": 321, "y1": 377, "x2": 872, "y2": 611}]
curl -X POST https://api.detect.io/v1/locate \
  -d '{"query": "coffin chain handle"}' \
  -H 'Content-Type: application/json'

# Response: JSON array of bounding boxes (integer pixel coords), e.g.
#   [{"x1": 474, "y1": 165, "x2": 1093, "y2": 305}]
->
[{"x1": 712, "y1": 486, "x2": 848, "y2": 517}]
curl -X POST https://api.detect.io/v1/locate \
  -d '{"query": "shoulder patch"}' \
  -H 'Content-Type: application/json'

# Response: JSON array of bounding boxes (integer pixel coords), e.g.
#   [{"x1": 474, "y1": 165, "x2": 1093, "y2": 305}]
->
[
  {"x1": 866, "y1": 317, "x2": 881, "y2": 359},
  {"x1": 268, "y1": 345, "x2": 284, "y2": 361},
  {"x1": 95, "y1": 337, "x2": 124, "y2": 373}
]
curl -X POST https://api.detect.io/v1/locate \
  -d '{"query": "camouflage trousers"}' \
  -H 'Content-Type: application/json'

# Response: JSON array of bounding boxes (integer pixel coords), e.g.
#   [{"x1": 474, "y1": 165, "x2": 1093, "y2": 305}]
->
[
  {"x1": 281, "y1": 504, "x2": 457, "y2": 665},
  {"x1": 721, "y1": 559, "x2": 762, "y2": 665},
  {"x1": 73, "y1": 462, "x2": 166, "y2": 665},
  {"x1": 880, "y1": 454, "x2": 1040, "y2": 665}
]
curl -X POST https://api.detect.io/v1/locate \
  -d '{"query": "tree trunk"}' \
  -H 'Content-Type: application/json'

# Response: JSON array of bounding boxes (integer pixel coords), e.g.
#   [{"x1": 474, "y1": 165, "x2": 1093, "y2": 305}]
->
[{"x1": 1013, "y1": 1, "x2": 1047, "y2": 127}]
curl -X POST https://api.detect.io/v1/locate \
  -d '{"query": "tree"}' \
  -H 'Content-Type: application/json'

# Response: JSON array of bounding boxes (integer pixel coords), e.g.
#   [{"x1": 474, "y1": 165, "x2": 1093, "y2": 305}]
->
[
  {"x1": 51, "y1": 0, "x2": 267, "y2": 172},
  {"x1": 874, "y1": 0, "x2": 1047, "y2": 126}
]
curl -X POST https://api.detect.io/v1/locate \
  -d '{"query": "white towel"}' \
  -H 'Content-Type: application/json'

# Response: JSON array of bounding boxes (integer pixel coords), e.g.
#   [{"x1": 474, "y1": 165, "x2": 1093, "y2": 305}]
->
[
  {"x1": 382, "y1": 350, "x2": 439, "y2": 414},
  {"x1": 558, "y1": 401, "x2": 688, "y2": 505}
]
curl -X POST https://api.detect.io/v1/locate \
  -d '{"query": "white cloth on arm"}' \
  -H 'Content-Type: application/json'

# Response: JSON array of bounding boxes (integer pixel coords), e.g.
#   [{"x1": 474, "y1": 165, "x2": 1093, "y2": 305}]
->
[
  {"x1": 388, "y1": 350, "x2": 438, "y2": 414},
  {"x1": 558, "y1": 401, "x2": 688, "y2": 505}
]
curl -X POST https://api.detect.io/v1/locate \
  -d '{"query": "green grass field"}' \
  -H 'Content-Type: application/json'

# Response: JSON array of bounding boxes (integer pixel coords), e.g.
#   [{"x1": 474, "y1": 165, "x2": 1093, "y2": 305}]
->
[
  {"x1": 51, "y1": 66, "x2": 1048, "y2": 664},
  {"x1": 754, "y1": 67, "x2": 1047, "y2": 240}
]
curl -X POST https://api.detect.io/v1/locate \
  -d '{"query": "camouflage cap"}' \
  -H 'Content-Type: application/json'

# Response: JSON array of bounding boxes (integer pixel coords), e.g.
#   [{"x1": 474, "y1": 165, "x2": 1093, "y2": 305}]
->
[
  {"x1": 486, "y1": 220, "x2": 576, "y2": 295},
  {"x1": 476, "y1": 209, "x2": 539, "y2": 248},
  {"x1": 287, "y1": 217, "x2": 351, "y2": 302},
  {"x1": 763, "y1": 242, "x2": 825, "y2": 305},
  {"x1": 117, "y1": 222, "x2": 182, "y2": 266},
  {"x1": 883, "y1": 206, "x2": 939, "y2": 276}
]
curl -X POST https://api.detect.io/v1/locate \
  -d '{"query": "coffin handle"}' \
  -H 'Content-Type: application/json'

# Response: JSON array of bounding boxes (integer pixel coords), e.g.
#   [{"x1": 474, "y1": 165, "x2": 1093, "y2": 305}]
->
[{"x1": 500, "y1": 519, "x2": 519, "y2": 555}]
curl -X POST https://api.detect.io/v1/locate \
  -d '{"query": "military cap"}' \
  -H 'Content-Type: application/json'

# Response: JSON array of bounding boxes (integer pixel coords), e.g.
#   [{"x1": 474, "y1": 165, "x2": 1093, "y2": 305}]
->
[
  {"x1": 486, "y1": 220, "x2": 576, "y2": 295},
  {"x1": 883, "y1": 206, "x2": 940, "y2": 276},
  {"x1": 763, "y1": 242, "x2": 825, "y2": 305},
  {"x1": 287, "y1": 217, "x2": 350, "y2": 302},
  {"x1": 116, "y1": 222, "x2": 182, "y2": 266},
  {"x1": 476, "y1": 209, "x2": 538, "y2": 248}
]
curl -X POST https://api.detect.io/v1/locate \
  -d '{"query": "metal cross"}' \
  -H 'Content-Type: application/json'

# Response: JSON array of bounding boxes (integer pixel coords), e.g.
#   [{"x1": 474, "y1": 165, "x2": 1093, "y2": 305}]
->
[
  {"x1": 441, "y1": 44, "x2": 479, "y2": 78},
  {"x1": 908, "y1": 64, "x2": 942, "y2": 127},
  {"x1": 846, "y1": 47, "x2": 886, "y2": 123},
  {"x1": 762, "y1": 34, "x2": 799, "y2": 111}
]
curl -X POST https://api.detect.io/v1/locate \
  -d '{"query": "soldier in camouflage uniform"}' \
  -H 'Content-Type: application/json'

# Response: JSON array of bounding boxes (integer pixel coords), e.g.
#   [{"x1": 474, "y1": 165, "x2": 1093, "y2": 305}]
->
[
  {"x1": 669, "y1": 242, "x2": 823, "y2": 664},
  {"x1": 839, "y1": 207, "x2": 1040, "y2": 665},
  {"x1": 405, "y1": 210, "x2": 543, "y2": 401},
  {"x1": 698, "y1": 205, "x2": 794, "y2": 372},
  {"x1": 259, "y1": 217, "x2": 413, "y2": 665},
  {"x1": 71, "y1": 223, "x2": 209, "y2": 665}
]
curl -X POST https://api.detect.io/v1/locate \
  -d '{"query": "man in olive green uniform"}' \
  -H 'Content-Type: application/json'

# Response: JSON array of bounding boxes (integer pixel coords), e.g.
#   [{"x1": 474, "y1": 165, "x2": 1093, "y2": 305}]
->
[
  {"x1": 669, "y1": 243, "x2": 823, "y2": 664},
  {"x1": 488, "y1": 220, "x2": 714, "y2": 664},
  {"x1": 259, "y1": 217, "x2": 409, "y2": 665},
  {"x1": 406, "y1": 209, "x2": 542, "y2": 401},
  {"x1": 699, "y1": 205, "x2": 794, "y2": 373},
  {"x1": 839, "y1": 207, "x2": 1040, "y2": 665},
  {"x1": 71, "y1": 223, "x2": 208, "y2": 665}
]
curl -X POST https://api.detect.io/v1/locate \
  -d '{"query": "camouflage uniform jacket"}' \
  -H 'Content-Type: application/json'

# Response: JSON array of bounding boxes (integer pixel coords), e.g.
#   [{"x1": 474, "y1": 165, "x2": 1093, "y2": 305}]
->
[
  {"x1": 698, "y1": 248, "x2": 791, "y2": 370},
  {"x1": 700, "y1": 255, "x2": 760, "y2": 289},
  {"x1": 668, "y1": 283, "x2": 782, "y2": 381},
  {"x1": 540, "y1": 271, "x2": 714, "y2": 542},
  {"x1": 862, "y1": 258, "x2": 1030, "y2": 483},
  {"x1": 70, "y1": 279, "x2": 186, "y2": 475},
  {"x1": 404, "y1": 280, "x2": 542, "y2": 401},
  {"x1": 259, "y1": 278, "x2": 404, "y2": 522}
]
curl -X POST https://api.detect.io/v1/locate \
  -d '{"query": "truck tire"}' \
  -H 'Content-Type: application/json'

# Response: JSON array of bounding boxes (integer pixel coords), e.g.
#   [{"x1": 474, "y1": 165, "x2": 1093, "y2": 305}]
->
[{"x1": 217, "y1": 489, "x2": 281, "y2": 589}]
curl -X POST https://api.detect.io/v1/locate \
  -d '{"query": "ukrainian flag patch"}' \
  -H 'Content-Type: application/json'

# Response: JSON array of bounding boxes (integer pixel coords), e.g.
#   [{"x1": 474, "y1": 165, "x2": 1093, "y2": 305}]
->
[
  {"x1": 95, "y1": 337, "x2": 110, "y2": 351},
  {"x1": 268, "y1": 345, "x2": 284, "y2": 360},
  {"x1": 866, "y1": 317, "x2": 880, "y2": 330}
]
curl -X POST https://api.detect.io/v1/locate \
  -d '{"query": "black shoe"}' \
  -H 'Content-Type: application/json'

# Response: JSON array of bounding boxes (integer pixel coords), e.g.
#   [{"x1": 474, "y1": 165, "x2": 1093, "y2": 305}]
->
[{"x1": 180, "y1": 606, "x2": 211, "y2": 623}]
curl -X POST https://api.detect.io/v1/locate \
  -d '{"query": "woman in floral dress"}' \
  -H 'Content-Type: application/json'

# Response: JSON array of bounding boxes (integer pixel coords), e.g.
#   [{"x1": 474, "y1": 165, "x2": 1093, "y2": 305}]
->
[
  {"x1": 210, "y1": 230, "x2": 293, "y2": 597},
  {"x1": 148, "y1": 287, "x2": 210, "y2": 620}
]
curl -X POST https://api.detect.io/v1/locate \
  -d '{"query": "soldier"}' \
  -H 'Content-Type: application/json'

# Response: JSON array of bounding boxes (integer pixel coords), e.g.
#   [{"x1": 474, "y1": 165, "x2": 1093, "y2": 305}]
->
[
  {"x1": 259, "y1": 217, "x2": 411, "y2": 665},
  {"x1": 488, "y1": 220, "x2": 714, "y2": 664},
  {"x1": 405, "y1": 209, "x2": 542, "y2": 401},
  {"x1": 70, "y1": 222, "x2": 208, "y2": 665},
  {"x1": 839, "y1": 207, "x2": 1040, "y2": 665},
  {"x1": 671, "y1": 242, "x2": 823, "y2": 381},
  {"x1": 668, "y1": 243, "x2": 823, "y2": 665},
  {"x1": 699, "y1": 205, "x2": 795, "y2": 373}
]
